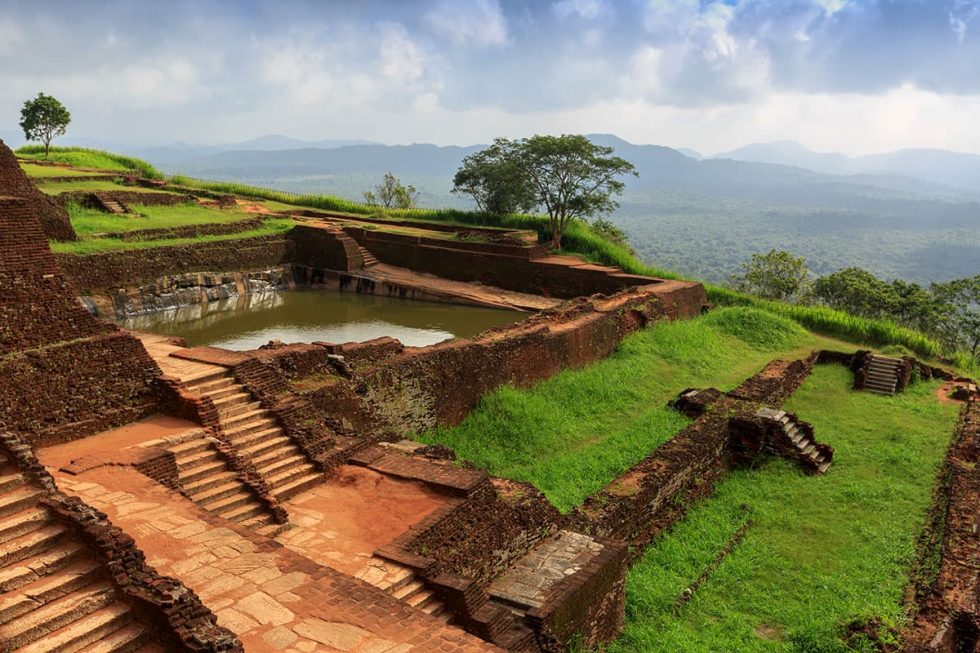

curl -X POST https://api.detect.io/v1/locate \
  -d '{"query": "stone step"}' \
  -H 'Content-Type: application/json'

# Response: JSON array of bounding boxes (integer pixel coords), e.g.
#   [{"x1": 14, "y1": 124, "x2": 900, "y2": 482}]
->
[
  {"x1": 817, "y1": 461, "x2": 832, "y2": 474},
  {"x1": 0, "y1": 507, "x2": 50, "y2": 545},
  {"x1": 220, "y1": 501, "x2": 266, "y2": 523},
  {"x1": 182, "y1": 470, "x2": 238, "y2": 495},
  {"x1": 182, "y1": 371, "x2": 231, "y2": 389},
  {"x1": 14, "y1": 599, "x2": 132, "y2": 653},
  {"x1": 211, "y1": 391, "x2": 250, "y2": 408},
  {"x1": 419, "y1": 594, "x2": 444, "y2": 616},
  {"x1": 253, "y1": 453, "x2": 306, "y2": 478},
  {"x1": 865, "y1": 380, "x2": 897, "y2": 391},
  {"x1": 801, "y1": 444, "x2": 815, "y2": 455},
  {"x1": 74, "y1": 621, "x2": 150, "y2": 653},
  {"x1": 0, "y1": 470, "x2": 24, "y2": 493},
  {"x1": 175, "y1": 449, "x2": 220, "y2": 472},
  {"x1": 188, "y1": 479, "x2": 243, "y2": 505},
  {"x1": 217, "y1": 400, "x2": 262, "y2": 420},
  {"x1": 405, "y1": 589, "x2": 435, "y2": 609},
  {"x1": 270, "y1": 472, "x2": 321, "y2": 501},
  {"x1": 0, "y1": 541, "x2": 87, "y2": 594},
  {"x1": 0, "y1": 487, "x2": 43, "y2": 519},
  {"x1": 165, "y1": 439, "x2": 211, "y2": 457},
  {"x1": 264, "y1": 462, "x2": 315, "y2": 488},
  {"x1": 239, "y1": 432, "x2": 290, "y2": 459},
  {"x1": 0, "y1": 559, "x2": 101, "y2": 625},
  {"x1": 221, "y1": 409, "x2": 271, "y2": 430},
  {"x1": 866, "y1": 369, "x2": 898, "y2": 380},
  {"x1": 178, "y1": 460, "x2": 227, "y2": 485},
  {"x1": 224, "y1": 419, "x2": 279, "y2": 441},
  {"x1": 385, "y1": 567, "x2": 415, "y2": 593},
  {"x1": 0, "y1": 525, "x2": 67, "y2": 567},
  {"x1": 240, "y1": 514, "x2": 274, "y2": 531},
  {"x1": 205, "y1": 385, "x2": 242, "y2": 402},
  {"x1": 202, "y1": 490, "x2": 254, "y2": 515},
  {"x1": 392, "y1": 580, "x2": 424, "y2": 601},
  {"x1": 0, "y1": 584, "x2": 118, "y2": 650},
  {"x1": 254, "y1": 523, "x2": 283, "y2": 538}
]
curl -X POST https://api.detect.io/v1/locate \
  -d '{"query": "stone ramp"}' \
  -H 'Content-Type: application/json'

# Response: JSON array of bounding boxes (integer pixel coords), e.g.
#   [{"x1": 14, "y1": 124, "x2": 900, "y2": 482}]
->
[
  {"x1": 54, "y1": 466, "x2": 498, "y2": 653},
  {"x1": 0, "y1": 454, "x2": 160, "y2": 653}
]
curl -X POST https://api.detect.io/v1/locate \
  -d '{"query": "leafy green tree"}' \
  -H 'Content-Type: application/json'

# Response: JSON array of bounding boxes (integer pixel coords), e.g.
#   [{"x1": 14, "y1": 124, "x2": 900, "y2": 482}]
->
[
  {"x1": 19, "y1": 93, "x2": 71, "y2": 158},
  {"x1": 732, "y1": 249, "x2": 812, "y2": 302},
  {"x1": 453, "y1": 134, "x2": 636, "y2": 248},
  {"x1": 364, "y1": 172, "x2": 419, "y2": 209},
  {"x1": 814, "y1": 267, "x2": 895, "y2": 318},
  {"x1": 452, "y1": 139, "x2": 537, "y2": 214},
  {"x1": 590, "y1": 217, "x2": 633, "y2": 254},
  {"x1": 931, "y1": 276, "x2": 980, "y2": 362}
]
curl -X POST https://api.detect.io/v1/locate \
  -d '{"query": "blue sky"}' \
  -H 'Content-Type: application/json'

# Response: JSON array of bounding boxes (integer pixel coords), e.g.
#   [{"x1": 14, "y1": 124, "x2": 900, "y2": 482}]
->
[{"x1": 2, "y1": 0, "x2": 979, "y2": 154}]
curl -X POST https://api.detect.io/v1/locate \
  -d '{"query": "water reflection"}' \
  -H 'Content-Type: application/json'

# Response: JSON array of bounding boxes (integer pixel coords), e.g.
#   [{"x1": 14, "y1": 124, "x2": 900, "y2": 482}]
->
[{"x1": 119, "y1": 289, "x2": 521, "y2": 350}]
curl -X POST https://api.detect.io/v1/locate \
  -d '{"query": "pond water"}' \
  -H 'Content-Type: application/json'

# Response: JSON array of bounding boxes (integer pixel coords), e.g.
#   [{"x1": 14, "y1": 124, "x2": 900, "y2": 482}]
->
[{"x1": 120, "y1": 290, "x2": 522, "y2": 350}]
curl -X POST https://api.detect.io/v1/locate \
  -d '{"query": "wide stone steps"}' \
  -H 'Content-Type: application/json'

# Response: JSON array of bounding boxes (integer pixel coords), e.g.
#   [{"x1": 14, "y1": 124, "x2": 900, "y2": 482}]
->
[
  {"x1": 861, "y1": 355, "x2": 903, "y2": 395},
  {"x1": 0, "y1": 560, "x2": 102, "y2": 624},
  {"x1": 358, "y1": 558, "x2": 451, "y2": 623},
  {"x1": 3, "y1": 587, "x2": 131, "y2": 652},
  {"x1": 0, "y1": 541, "x2": 87, "y2": 594}
]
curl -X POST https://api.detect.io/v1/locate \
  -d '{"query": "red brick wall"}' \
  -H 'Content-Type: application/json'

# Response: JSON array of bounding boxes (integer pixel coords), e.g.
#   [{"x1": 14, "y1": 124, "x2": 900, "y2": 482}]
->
[{"x1": 0, "y1": 140, "x2": 76, "y2": 240}]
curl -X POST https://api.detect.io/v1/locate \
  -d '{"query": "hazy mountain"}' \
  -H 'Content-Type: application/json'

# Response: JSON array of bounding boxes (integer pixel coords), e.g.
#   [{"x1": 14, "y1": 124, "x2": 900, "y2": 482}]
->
[{"x1": 715, "y1": 141, "x2": 850, "y2": 174}]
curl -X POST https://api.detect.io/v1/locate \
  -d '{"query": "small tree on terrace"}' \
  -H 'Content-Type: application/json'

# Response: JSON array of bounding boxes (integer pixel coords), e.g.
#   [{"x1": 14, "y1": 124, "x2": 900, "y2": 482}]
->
[
  {"x1": 931, "y1": 276, "x2": 980, "y2": 363},
  {"x1": 364, "y1": 172, "x2": 419, "y2": 210},
  {"x1": 733, "y1": 249, "x2": 812, "y2": 302},
  {"x1": 453, "y1": 134, "x2": 636, "y2": 249},
  {"x1": 19, "y1": 93, "x2": 71, "y2": 158}
]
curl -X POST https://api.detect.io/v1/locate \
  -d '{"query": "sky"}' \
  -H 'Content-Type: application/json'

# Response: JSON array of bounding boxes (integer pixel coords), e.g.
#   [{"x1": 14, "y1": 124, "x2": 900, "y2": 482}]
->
[{"x1": 2, "y1": 0, "x2": 980, "y2": 155}]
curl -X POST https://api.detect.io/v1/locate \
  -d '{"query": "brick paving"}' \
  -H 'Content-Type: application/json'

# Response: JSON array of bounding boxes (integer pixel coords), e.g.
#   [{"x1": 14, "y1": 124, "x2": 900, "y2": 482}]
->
[{"x1": 53, "y1": 466, "x2": 499, "y2": 653}]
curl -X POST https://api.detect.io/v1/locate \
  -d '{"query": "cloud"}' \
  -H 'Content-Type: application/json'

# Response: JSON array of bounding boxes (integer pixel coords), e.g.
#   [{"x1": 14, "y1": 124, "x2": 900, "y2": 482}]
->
[
  {"x1": 0, "y1": 19, "x2": 24, "y2": 56},
  {"x1": 553, "y1": 0, "x2": 609, "y2": 20},
  {"x1": 424, "y1": 0, "x2": 509, "y2": 47}
]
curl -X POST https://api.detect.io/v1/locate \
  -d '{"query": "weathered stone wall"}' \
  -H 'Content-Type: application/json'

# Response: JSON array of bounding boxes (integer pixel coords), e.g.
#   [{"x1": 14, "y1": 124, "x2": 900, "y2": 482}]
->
[
  {"x1": 0, "y1": 140, "x2": 76, "y2": 240},
  {"x1": 55, "y1": 189, "x2": 197, "y2": 210}
]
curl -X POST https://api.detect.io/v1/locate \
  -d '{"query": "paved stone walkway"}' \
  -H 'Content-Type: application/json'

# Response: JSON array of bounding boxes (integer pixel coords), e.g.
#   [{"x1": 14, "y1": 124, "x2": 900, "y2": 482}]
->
[{"x1": 53, "y1": 466, "x2": 497, "y2": 653}]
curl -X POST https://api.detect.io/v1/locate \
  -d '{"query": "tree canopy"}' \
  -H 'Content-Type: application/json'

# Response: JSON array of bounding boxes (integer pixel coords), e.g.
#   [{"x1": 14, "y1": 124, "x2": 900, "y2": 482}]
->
[
  {"x1": 363, "y1": 172, "x2": 419, "y2": 210},
  {"x1": 19, "y1": 93, "x2": 71, "y2": 157},
  {"x1": 732, "y1": 249, "x2": 812, "y2": 302},
  {"x1": 453, "y1": 134, "x2": 636, "y2": 248}
]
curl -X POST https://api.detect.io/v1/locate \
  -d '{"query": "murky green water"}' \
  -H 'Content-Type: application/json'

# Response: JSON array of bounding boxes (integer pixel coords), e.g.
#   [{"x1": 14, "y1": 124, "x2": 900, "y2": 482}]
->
[{"x1": 120, "y1": 290, "x2": 522, "y2": 350}]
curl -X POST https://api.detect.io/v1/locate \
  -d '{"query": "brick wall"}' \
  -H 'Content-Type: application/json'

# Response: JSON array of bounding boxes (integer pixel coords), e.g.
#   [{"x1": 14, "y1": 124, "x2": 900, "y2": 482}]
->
[{"x1": 0, "y1": 140, "x2": 76, "y2": 240}]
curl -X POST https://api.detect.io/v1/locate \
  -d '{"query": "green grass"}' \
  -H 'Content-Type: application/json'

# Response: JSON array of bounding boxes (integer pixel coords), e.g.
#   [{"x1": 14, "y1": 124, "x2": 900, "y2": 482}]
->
[
  {"x1": 51, "y1": 217, "x2": 297, "y2": 255},
  {"x1": 19, "y1": 162, "x2": 98, "y2": 178},
  {"x1": 36, "y1": 180, "x2": 166, "y2": 195},
  {"x1": 16, "y1": 146, "x2": 165, "y2": 180},
  {"x1": 613, "y1": 365, "x2": 958, "y2": 653},
  {"x1": 423, "y1": 308, "x2": 826, "y2": 511},
  {"x1": 66, "y1": 201, "x2": 258, "y2": 238}
]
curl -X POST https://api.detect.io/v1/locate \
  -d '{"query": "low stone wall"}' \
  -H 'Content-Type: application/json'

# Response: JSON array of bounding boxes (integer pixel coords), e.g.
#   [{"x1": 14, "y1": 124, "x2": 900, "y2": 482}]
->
[
  {"x1": 902, "y1": 400, "x2": 980, "y2": 653},
  {"x1": 729, "y1": 353, "x2": 818, "y2": 404},
  {"x1": 0, "y1": 430, "x2": 243, "y2": 652},
  {"x1": 55, "y1": 189, "x2": 197, "y2": 210},
  {"x1": 108, "y1": 216, "x2": 265, "y2": 242},
  {"x1": 0, "y1": 331, "x2": 161, "y2": 445}
]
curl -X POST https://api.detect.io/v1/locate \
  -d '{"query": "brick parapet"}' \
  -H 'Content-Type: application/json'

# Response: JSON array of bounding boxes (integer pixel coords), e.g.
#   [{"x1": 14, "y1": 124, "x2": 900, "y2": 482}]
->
[{"x1": 0, "y1": 429, "x2": 243, "y2": 652}]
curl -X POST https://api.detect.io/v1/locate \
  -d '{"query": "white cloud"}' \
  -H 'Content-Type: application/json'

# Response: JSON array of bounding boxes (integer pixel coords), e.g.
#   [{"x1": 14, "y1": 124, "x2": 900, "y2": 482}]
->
[
  {"x1": 553, "y1": 0, "x2": 608, "y2": 20},
  {"x1": 0, "y1": 19, "x2": 24, "y2": 55},
  {"x1": 425, "y1": 0, "x2": 508, "y2": 47},
  {"x1": 379, "y1": 22, "x2": 426, "y2": 82}
]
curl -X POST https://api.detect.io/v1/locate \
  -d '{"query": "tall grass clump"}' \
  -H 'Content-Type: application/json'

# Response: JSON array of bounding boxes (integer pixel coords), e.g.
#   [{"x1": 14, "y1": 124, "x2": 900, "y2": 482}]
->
[
  {"x1": 16, "y1": 146, "x2": 165, "y2": 180},
  {"x1": 700, "y1": 306, "x2": 808, "y2": 350}
]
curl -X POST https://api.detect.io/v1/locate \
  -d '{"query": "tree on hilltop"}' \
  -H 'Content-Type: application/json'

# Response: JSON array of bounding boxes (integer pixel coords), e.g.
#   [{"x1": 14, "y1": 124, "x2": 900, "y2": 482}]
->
[
  {"x1": 932, "y1": 276, "x2": 980, "y2": 363},
  {"x1": 453, "y1": 134, "x2": 636, "y2": 249},
  {"x1": 20, "y1": 93, "x2": 71, "y2": 158},
  {"x1": 364, "y1": 172, "x2": 419, "y2": 210},
  {"x1": 732, "y1": 249, "x2": 812, "y2": 302}
]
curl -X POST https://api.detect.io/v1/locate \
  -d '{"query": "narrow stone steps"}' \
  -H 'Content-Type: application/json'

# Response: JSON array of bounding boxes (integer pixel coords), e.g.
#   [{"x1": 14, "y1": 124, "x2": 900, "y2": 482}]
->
[
  {"x1": 188, "y1": 479, "x2": 243, "y2": 505},
  {"x1": 225, "y1": 419, "x2": 280, "y2": 442},
  {"x1": 217, "y1": 401, "x2": 262, "y2": 420},
  {"x1": 13, "y1": 598, "x2": 132, "y2": 653},
  {"x1": 0, "y1": 559, "x2": 101, "y2": 625},
  {"x1": 177, "y1": 460, "x2": 226, "y2": 485},
  {"x1": 220, "y1": 409, "x2": 271, "y2": 430},
  {"x1": 0, "y1": 487, "x2": 44, "y2": 519},
  {"x1": 270, "y1": 472, "x2": 321, "y2": 501},
  {"x1": 253, "y1": 453, "x2": 306, "y2": 478},
  {"x1": 0, "y1": 583, "x2": 118, "y2": 650},
  {"x1": 220, "y1": 501, "x2": 266, "y2": 523},
  {"x1": 0, "y1": 525, "x2": 67, "y2": 567},
  {"x1": 181, "y1": 371, "x2": 230, "y2": 389},
  {"x1": 174, "y1": 450, "x2": 220, "y2": 472},
  {"x1": 238, "y1": 431, "x2": 290, "y2": 459},
  {"x1": 392, "y1": 580, "x2": 424, "y2": 601},
  {"x1": 165, "y1": 439, "x2": 211, "y2": 457},
  {"x1": 264, "y1": 462, "x2": 316, "y2": 488},
  {"x1": 0, "y1": 541, "x2": 86, "y2": 594},
  {"x1": 201, "y1": 490, "x2": 253, "y2": 515}
]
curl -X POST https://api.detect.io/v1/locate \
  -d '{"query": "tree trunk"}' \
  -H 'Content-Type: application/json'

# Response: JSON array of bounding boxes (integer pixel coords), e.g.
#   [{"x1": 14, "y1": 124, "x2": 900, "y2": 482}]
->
[{"x1": 551, "y1": 231, "x2": 562, "y2": 250}]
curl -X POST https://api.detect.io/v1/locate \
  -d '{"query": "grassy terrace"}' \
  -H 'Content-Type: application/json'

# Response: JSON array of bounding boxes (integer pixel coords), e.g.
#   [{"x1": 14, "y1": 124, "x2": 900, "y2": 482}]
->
[
  {"x1": 615, "y1": 366, "x2": 957, "y2": 652},
  {"x1": 425, "y1": 308, "x2": 842, "y2": 512}
]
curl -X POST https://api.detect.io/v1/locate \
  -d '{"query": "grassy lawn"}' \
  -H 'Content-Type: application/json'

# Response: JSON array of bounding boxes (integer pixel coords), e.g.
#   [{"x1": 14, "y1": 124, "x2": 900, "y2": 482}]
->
[
  {"x1": 423, "y1": 308, "x2": 846, "y2": 511},
  {"x1": 51, "y1": 217, "x2": 297, "y2": 255},
  {"x1": 613, "y1": 365, "x2": 958, "y2": 653},
  {"x1": 20, "y1": 162, "x2": 98, "y2": 177},
  {"x1": 18, "y1": 148, "x2": 162, "y2": 178},
  {"x1": 66, "y1": 202, "x2": 260, "y2": 238},
  {"x1": 37, "y1": 180, "x2": 134, "y2": 195}
]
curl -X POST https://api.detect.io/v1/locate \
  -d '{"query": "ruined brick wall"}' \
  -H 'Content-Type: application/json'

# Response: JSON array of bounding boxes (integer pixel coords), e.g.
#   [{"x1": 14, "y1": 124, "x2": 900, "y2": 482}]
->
[
  {"x1": 0, "y1": 140, "x2": 76, "y2": 240},
  {"x1": 0, "y1": 196, "x2": 108, "y2": 352},
  {"x1": 56, "y1": 233, "x2": 295, "y2": 293},
  {"x1": 303, "y1": 290, "x2": 671, "y2": 435},
  {"x1": 345, "y1": 226, "x2": 659, "y2": 299},
  {"x1": 55, "y1": 189, "x2": 196, "y2": 209},
  {"x1": 0, "y1": 331, "x2": 161, "y2": 444},
  {"x1": 902, "y1": 400, "x2": 980, "y2": 653},
  {"x1": 729, "y1": 353, "x2": 819, "y2": 404},
  {"x1": 107, "y1": 216, "x2": 265, "y2": 242},
  {"x1": 289, "y1": 223, "x2": 361, "y2": 271}
]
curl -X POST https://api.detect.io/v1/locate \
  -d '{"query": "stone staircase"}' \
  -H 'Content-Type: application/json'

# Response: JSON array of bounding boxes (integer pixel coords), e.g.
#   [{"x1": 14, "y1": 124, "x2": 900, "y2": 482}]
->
[
  {"x1": 93, "y1": 193, "x2": 129, "y2": 215},
  {"x1": 357, "y1": 557, "x2": 451, "y2": 622},
  {"x1": 356, "y1": 244, "x2": 379, "y2": 268},
  {"x1": 164, "y1": 434, "x2": 281, "y2": 536},
  {"x1": 183, "y1": 371, "x2": 322, "y2": 501},
  {"x1": 757, "y1": 408, "x2": 832, "y2": 474},
  {"x1": 862, "y1": 354, "x2": 903, "y2": 395},
  {"x1": 779, "y1": 412, "x2": 831, "y2": 474},
  {"x1": 0, "y1": 454, "x2": 161, "y2": 653}
]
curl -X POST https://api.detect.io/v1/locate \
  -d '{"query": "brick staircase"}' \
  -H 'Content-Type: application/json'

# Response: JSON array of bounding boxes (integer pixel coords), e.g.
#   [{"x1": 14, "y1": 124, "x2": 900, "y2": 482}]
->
[
  {"x1": 757, "y1": 408, "x2": 833, "y2": 474},
  {"x1": 164, "y1": 434, "x2": 281, "y2": 536},
  {"x1": 183, "y1": 371, "x2": 322, "y2": 501},
  {"x1": 357, "y1": 557, "x2": 450, "y2": 622},
  {"x1": 93, "y1": 193, "x2": 129, "y2": 215},
  {"x1": 778, "y1": 412, "x2": 831, "y2": 474},
  {"x1": 356, "y1": 244, "x2": 379, "y2": 268},
  {"x1": 862, "y1": 354, "x2": 903, "y2": 395},
  {"x1": 0, "y1": 454, "x2": 161, "y2": 653}
]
